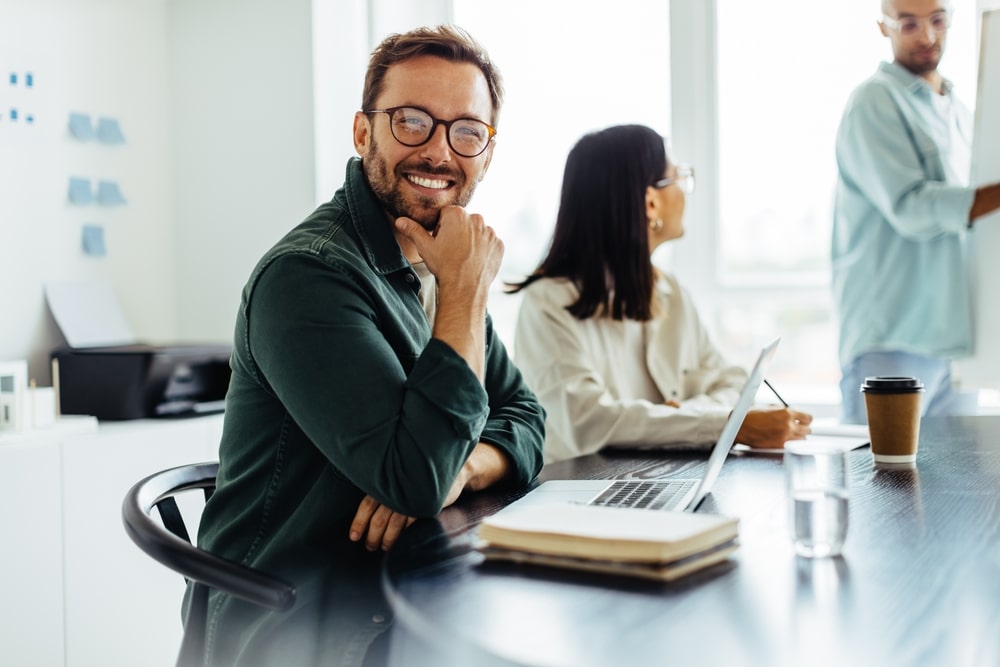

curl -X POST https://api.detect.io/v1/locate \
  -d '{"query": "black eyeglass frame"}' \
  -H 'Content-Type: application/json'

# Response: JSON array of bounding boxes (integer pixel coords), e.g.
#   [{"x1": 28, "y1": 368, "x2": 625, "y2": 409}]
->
[{"x1": 363, "y1": 106, "x2": 497, "y2": 158}]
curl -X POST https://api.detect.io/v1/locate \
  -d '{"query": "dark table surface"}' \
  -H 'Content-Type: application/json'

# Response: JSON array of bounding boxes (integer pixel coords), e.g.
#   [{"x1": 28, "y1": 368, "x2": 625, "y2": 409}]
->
[{"x1": 383, "y1": 416, "x2": 1000, "y2": 667}]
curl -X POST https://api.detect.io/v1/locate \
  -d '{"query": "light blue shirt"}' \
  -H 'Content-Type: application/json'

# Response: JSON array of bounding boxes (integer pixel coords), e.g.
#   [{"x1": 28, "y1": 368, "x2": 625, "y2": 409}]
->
[{"x1": 832, "y1": 61, "x2": 977, "y2": 366}]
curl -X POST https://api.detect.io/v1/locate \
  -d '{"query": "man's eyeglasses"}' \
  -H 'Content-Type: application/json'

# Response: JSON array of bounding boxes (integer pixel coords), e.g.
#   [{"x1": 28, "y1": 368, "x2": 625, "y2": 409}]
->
[
  {"x1": 364, "y1": 106, "x2": 497, "y2": 158},
  {"x1": 881, "y1": 9, "x2": 951, "y2": 36},
  {"x1": 653, "y1": 164, "x2": 695, "y2": 195}
]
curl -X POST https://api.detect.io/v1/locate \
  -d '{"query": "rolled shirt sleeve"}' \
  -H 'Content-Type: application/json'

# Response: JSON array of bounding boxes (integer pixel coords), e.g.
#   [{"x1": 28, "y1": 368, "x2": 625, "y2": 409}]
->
[{"x1": 248, "y1": 252, "x2": 542, "y2": 517}]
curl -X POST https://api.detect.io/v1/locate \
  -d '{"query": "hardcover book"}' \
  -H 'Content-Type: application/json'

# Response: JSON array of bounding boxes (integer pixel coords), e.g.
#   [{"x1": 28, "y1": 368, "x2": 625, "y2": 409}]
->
[{"x1": 477, "y1": 502, "x2": 739, "y2": 581}]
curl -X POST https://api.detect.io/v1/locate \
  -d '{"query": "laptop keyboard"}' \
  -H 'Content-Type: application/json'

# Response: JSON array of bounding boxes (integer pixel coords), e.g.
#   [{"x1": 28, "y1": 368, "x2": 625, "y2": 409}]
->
[{"x1": 588, "y1": 479, "x2": 698, "y2": 511}]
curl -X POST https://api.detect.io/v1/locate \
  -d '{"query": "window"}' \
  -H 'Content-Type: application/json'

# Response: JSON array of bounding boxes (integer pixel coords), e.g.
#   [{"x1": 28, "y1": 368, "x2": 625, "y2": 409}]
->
[
  {"x1": 670, "y1": 0, "x2": 980, "y2": 412},
  {"x1": 452, "y1": 0, "x2": 672, "y2": 348},
  {"x1": 449, "y1": 0, "x2": 983, "y2": 414}
]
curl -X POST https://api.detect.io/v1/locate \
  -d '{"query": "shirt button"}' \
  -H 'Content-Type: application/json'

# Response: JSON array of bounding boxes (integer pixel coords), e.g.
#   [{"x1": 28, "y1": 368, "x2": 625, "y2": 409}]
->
[
  {"x1": 404, "y1": 273, "x2": 416, "y2": 284},
  {"x1": 372, "y1": 614, "x2": 387, "y2": 624}
]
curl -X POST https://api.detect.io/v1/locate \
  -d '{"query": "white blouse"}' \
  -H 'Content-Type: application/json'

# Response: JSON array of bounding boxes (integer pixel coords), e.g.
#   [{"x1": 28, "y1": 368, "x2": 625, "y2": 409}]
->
[{"x1": 514, "y1": 273, "x2": 747, "y2": 463}]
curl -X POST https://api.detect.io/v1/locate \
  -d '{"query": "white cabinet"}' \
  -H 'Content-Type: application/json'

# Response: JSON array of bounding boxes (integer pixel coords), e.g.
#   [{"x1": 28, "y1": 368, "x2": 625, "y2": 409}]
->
[
  {"x1": 0, "y1": 438, "x2": 65, "y2": 667},
  {"x1": 0, "y1": 414, "x2": 223, "y2": 667},
  {"x1": 62, "y1": 416, "x2": 222, "y2": 667}
]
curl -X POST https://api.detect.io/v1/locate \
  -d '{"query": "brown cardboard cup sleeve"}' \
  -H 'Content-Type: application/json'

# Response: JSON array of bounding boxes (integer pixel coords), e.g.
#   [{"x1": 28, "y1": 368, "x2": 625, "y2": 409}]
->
[{"x1": 860, "y1": 376, "x2": 924, "y2": 463}]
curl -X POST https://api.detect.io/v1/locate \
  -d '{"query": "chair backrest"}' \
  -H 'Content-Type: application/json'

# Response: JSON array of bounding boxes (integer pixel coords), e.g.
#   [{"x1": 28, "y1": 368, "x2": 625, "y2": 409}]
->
[{"x1": 122, "y1": 461, "x2": 296, "y2": 665}]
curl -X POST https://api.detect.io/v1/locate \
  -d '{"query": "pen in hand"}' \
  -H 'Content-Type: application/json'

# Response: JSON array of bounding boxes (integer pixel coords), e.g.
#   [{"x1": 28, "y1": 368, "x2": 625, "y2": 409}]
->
[{"x1": 763, "y1": 379, "x2": 789, "y2": 407}]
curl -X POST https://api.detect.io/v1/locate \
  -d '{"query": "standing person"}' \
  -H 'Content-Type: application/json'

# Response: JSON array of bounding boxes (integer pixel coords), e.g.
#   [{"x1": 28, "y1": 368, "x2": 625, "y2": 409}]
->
[
  {"x1": 833, "y1": 0, "x2": 1000, "y2": 423},
  {"x1": 508, "y1": 124, "x2": 811, "y2": 464},
  {"x1": 193, "y1": 25, "x2": 545, "y2": 667}
]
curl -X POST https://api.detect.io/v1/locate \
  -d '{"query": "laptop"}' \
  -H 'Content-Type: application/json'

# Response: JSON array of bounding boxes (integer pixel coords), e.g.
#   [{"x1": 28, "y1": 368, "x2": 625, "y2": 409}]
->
[{"x1": 503, "y1": 337, "x2": 780, "y2": 514}]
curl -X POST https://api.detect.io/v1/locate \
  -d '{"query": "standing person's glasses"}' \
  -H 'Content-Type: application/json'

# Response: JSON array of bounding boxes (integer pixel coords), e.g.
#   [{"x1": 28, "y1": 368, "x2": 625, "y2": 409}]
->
[
  {"x1": 364, "y1": 106, "x2": 497, "y2": 158},
  {"x1": 653, "y1": 164, "x2": 695, "y2": 194},
  {"x1": 881, "y1": 9, "x2": 951, "y2": 36}
]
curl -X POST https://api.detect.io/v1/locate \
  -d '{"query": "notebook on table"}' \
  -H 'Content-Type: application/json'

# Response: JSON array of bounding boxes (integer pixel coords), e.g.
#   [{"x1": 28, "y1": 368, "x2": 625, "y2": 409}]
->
[{"x1": 503, "y1": 337, "x2": 780, "y2": 514}]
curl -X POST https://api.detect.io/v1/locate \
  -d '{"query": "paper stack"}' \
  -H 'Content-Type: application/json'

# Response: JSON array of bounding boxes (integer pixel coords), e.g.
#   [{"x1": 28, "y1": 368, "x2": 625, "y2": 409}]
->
[{"x1": 477, "y1": 503, "x2": 739, "y2": 582}]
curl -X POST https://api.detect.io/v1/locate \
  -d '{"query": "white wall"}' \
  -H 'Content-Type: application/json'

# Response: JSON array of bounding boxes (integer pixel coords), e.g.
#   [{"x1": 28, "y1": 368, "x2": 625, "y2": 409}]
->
[
  {"x1": 168, "y1": 0, "x2": 320, "y2": 343},
  {"x1": 169, "y1": 0, "x2": 453, "y2": 344},
  {"x1": 0, "y1": 0, "x2": 174, "y2": 384},
  {"x1": 0, "y1": 0, "x2": 391, "y2": 385}
]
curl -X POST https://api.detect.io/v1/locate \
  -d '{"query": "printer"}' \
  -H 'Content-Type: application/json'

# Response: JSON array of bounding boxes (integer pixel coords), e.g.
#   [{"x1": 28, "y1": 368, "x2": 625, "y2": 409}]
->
[{"x1": 52, "y1": 344, "x2": 232, "y2": 421}]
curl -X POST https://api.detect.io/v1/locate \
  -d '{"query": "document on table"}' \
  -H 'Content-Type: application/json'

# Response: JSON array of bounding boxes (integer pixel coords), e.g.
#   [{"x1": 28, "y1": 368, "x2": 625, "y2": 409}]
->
[
  {"x1": 808, "y1": 419, "x2": 870, "y2": 439},
  {"x1": 734, "y1": 418, "x2": 870, "y2": 454}
]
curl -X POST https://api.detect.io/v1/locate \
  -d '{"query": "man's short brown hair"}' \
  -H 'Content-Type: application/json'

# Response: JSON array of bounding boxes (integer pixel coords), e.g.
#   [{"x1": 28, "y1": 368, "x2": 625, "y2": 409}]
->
[{"x1": 361, "y1": 25, "x2": 504, "y2": 127}]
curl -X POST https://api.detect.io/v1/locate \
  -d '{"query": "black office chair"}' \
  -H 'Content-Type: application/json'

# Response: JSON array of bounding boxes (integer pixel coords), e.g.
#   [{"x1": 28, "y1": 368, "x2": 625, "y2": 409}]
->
[{"x1": 122, "y1": 461, "x2": 297, "y2": 667}]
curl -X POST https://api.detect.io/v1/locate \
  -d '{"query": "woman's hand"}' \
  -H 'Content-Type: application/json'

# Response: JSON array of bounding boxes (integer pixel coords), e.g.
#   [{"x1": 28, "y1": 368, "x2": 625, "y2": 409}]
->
[{"x1": 736, "y1": 407, "x2": 813, "y2": 449}]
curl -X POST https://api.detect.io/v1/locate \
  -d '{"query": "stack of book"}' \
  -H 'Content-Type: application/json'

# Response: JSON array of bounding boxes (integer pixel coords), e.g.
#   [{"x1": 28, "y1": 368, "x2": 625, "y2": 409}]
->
[{"x1": 477, "y1": 503, "x2": 739, "y2": 582}]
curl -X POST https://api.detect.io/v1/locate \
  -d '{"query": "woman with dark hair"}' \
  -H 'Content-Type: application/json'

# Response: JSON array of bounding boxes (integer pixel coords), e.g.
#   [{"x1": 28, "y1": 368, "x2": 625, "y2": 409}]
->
[{"x1": 508, "y1": 124, "x2": 812, "y2": 463}]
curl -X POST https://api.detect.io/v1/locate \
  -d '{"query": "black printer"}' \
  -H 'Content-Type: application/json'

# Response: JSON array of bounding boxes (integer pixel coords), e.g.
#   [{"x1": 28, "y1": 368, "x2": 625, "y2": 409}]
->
[{"x1": 52, "y1": 344, "x2": 232, "y2": 420}]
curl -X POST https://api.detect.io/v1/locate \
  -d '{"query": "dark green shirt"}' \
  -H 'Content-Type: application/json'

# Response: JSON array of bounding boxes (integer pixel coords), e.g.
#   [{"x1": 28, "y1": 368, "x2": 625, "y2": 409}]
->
[{"x1": 196, "y1": 158, "x2": 545, "y2": 665}]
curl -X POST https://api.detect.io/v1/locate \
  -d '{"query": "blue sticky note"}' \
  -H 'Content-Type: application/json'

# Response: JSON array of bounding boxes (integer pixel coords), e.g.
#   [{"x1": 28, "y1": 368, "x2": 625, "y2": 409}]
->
[
  {"x1": 25, "y1": 73, "x2": 33, "y2": 88},
  {"x1": 82, "y1": 224, "x2": 107, "y2": 257},
  {"x1": 68, "y1": 177, "x2": 95, "y2": 204},
  {"x1": 96, "y1": 180, "x2": 126, "y2": 206},
  {"x1": 68, "y1": 112, "x2": 96, "y2": 140},
  {"x1": 96, "y1": 117, "x2": 126, "y2": 145},
  {"x1": 9, "y1": 73, "x2": 16, "y2": 85},
  {"x1": 9, "y1": 108, "x2": 17, "y2": 121}
]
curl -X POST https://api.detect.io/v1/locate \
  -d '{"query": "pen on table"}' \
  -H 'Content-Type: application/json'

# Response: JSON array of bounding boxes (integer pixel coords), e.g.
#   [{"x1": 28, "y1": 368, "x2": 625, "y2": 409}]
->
[{"x1": 763, "y1": 379, "x2": 789, "y2": 407}]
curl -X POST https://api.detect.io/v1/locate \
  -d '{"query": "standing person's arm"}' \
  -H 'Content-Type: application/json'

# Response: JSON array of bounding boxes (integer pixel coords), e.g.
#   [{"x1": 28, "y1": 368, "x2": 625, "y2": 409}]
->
[
  {"x1": 970, "y1": 182, "x2": 1000, "y2": 223},
  {"x1": 837, "y1": 84, "x2": 973, "y2": 239}
]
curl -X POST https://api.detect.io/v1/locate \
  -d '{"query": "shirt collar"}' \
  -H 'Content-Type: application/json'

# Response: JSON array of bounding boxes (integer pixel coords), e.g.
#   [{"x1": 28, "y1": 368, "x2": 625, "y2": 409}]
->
[
  {"x1": 879, "y1": 60, "x2": 954, "y2": 96},
  {"x1": 653, "y1": 269, "x2": 675, "y2": 296},
  {"x1": 343, "y1": 157, "x2": 412, "y2": 275}
]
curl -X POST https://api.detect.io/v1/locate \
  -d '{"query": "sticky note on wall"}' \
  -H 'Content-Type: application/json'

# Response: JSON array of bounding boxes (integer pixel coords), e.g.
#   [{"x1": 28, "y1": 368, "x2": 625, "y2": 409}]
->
[
  {"x1": 96, "y1": 117, "x2": 125, "y2": 144},
  {"x1": 82, "y1": 224, "x2": 107, "y2": 257},
  {"x1": 68, "y1": 112, "x2": 96, "y2": 140},
  {"x1": 96, "y1": 180, "x2": 126, "y2": 206},
  {"x1": 68, "y1": 177, "x2": 94, "y2": 204}
]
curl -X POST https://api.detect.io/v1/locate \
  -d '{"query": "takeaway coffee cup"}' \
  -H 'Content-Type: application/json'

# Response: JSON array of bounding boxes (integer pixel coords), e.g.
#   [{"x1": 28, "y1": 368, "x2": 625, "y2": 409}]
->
[{"x1": 860, "y1": 376, "x2": 924, "y2": 463}]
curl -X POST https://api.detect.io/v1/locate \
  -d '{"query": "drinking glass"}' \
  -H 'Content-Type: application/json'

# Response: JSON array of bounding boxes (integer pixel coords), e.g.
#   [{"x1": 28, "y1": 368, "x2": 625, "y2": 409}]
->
[{"x1": 784, "y1": 441, "x2": 849, "y2": 558}]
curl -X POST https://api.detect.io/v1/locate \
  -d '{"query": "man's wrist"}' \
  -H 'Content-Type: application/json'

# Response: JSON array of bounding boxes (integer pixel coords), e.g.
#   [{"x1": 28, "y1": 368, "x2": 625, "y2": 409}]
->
[{"x1": 463, "y1": 442, "x2": 510, "y2": 492}]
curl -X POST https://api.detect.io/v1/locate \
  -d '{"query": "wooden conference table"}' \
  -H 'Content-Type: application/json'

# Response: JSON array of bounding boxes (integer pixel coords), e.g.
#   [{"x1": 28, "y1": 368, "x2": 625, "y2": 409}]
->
[{"x1": 382, "y1": 416, "x2": 1000, "y2": 667}]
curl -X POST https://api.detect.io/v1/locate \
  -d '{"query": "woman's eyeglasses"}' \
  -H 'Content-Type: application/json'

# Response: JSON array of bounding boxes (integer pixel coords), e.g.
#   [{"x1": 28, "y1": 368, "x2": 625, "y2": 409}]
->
[{"x1": 653, "y1": 164, "x2": 695, "y2": 195}]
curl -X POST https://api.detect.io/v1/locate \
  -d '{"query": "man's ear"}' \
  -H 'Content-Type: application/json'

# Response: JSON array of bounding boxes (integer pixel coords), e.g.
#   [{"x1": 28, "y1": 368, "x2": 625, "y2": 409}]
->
[
  {"x1": 877, "y1": 19, "x2": 889, "y2": 38},
  {"x1": 353, "y1": 112, "x2": 371, "y2": 156}
]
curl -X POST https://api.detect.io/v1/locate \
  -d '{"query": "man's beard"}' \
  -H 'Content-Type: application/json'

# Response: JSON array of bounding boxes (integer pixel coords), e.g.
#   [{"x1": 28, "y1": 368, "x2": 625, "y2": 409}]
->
[
  {"x1": 902, "y1": 45, "x2": 942, "y2": 77},
  {"x1": 363, "y1": 136, "x2": 479, "y2": 230}
]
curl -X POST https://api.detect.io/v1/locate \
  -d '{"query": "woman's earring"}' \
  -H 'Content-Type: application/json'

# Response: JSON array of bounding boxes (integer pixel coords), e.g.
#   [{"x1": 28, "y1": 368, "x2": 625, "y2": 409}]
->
[{"x1": 649, "y1": 218, "x2": 664, "y2": 231}]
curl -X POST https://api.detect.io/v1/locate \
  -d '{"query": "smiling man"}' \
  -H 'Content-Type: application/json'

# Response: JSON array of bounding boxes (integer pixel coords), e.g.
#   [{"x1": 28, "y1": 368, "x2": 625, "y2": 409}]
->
[
  {"x1": 193, "y1": 26, "x2": 545, "y2": 667},
  {"x1": 831, "y1": 0, "x2": 1000, "y2": 424}
]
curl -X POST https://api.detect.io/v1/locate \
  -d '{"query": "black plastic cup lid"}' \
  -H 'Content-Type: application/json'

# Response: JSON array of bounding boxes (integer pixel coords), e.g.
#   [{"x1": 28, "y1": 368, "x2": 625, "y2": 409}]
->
[{"x1": 859, "y1": 376, "x2": 924, "y2": 393}]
